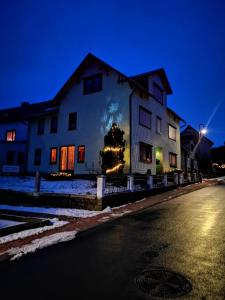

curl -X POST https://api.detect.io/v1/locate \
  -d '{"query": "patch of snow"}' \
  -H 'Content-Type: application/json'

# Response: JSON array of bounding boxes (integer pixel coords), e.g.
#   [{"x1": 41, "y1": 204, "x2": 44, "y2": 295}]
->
[
  {"x1": 0, "y1": 176, "x2": 96, "y2": 195},
  {"x1": 0, "y1": 205, "x2": 101, "y2": 218},
  {"x1": 0, "y1": 219, "x2": 24, "y2": 229},
  {"x1": 102, "y1": 206, "x2": 112, "y2": 213},
  {"x1": 0, "y1": 218, "x2": 68, "y2": 244},
  {"x1": 111, "y1": 210, "x2": 132, "y2": 217},
  {"x1": 8, "y1": 230, "x2": 77, "y2": 261}
]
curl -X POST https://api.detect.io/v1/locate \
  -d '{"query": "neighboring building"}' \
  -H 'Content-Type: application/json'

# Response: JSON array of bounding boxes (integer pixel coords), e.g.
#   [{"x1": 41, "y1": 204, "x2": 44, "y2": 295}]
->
[
  {"x1": 0, "y1": 101, "x2": 52, "y2": 174},
  {"x1": 1, "y1": 53, "x2": 184, "y2": 175},
  {"x1": 181, "y1": 125, "x2": 214, "y2": 173},
  {"x1": 211, "y1": 144, "x2": 225, "y2": 167}
]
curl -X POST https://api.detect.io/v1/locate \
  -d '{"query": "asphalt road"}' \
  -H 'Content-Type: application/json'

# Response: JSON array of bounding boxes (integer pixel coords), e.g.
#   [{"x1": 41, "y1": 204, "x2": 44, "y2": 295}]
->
[{"x1": 0, "y1": 184, "x2": 225, "y2": 300}]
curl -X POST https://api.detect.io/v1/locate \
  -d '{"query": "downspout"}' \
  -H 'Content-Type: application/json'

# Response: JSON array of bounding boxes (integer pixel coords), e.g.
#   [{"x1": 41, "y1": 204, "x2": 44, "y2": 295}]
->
[{"x1": 129, "y1": 88, "x2": 135, "y2": 174}]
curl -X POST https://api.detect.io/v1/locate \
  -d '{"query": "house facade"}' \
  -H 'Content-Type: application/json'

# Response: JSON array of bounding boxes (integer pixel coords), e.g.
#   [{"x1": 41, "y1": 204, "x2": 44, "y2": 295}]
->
[
  {"x1": 1, "y1": 54, "x2": 183, "y2": 176},
  {"x1": 0, "y1": 101, "x2": 53, "y2": 174},
  {"x1": 181, "y1": 125, "x2": 214, "y2": 173}
]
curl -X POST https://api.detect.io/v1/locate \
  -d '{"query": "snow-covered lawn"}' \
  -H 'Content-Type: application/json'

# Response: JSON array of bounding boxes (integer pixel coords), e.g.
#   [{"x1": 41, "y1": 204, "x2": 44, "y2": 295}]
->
[
  {"x1": 0, "y1": 204, "x2": 104, "y2": 218},
  {"x1": 0, "y1": 176, "x2": 96, "y2": 195},
  {"x1": 0, "y1": 219, "x2": 24, "y2": 229}
]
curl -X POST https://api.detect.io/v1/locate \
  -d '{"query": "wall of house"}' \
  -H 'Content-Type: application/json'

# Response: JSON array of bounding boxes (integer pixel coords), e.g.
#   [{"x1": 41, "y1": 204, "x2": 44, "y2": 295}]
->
[
  {"x1": 0, "y1": 121, "x2": 28, "y2": 173},
  {"x1": 131, "y1": 74, "x2": 181, "y2": 174},
  {"x1": 27, "y1": 62, "x2": 131, "y2": 174}
]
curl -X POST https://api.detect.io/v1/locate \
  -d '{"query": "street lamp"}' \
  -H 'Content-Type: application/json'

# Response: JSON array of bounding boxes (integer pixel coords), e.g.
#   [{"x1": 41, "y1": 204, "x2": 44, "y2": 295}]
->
[{"x1": 199, "y1": 124, "x2": 207, "y2": 136}]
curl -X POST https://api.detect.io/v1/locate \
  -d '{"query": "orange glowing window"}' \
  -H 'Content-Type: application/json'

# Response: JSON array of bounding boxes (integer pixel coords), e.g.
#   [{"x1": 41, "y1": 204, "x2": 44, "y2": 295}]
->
[
  {"x1": 6, "y1": 130, "x2": 16, "y2": 141},
  {"x1": 78, "y1": 145, "x2": 85, "y2": 163},
  {"x1": 50, "y1": 148, "x2": 57, "y2": 164},
  {"x1": 60, "y1": 146, "x2": 75, "y2": 171}
]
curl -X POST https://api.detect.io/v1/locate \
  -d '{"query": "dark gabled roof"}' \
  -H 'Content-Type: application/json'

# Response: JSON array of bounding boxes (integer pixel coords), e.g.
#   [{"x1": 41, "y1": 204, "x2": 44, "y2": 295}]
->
[
  {"x1": 53, "y1": 53, "x2": 154, "y2": 103},
  {"x1": 181, "y1": 125, "x2": 214, "y2": 146},
  {"x1": 130, "y1": 68, "x2": 173, "y2": 95},
  {"x1": 167, "y1": 107, "x2": 186, "y2": 123},
  {"x1": 0, "y1": 100, "x2": 56, "y2": 123}
]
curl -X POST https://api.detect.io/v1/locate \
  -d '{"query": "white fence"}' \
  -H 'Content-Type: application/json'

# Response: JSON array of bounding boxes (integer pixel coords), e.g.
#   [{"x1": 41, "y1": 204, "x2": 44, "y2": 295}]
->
[{"x1": 97, "y1": 173, "x2": 202, "y2": 199}]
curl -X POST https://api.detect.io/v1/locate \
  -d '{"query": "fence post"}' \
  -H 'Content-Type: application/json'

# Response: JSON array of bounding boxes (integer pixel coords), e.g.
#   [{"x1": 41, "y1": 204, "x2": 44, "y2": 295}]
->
[
  {"x1": 187, "y1": 172, "x2": 192, "y2": 182},
  {"x1": 174, "y1": 173, "x2": 179, "y2": 185},
  {"x1": 147, "y1": 175, "x2": 153, "y2": 189},
  {"x1": 34, "y1": 170, "x2": 41, "y2": 194},
  {"x1": 179, "y1": 173, "x2": 184, "y2": 184},
  {"x1": 163, "y1": 174, "x2": 168, "y2": 187},
  {"x1": 127, "y1": 175, "x2": 134, "y2": 192},
  {"x1": 97, "y1": 175, "x2": 106, "y2": 199}
]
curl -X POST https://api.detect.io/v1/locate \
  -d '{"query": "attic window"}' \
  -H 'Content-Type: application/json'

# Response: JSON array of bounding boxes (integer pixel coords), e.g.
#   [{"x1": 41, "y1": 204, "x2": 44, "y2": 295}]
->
[
  {"x1": 153, "y1": 83, "x2": 164, "y2": 104},
  {"x1": 83, "y1": 74, "x2": 102, "y2": 95}
]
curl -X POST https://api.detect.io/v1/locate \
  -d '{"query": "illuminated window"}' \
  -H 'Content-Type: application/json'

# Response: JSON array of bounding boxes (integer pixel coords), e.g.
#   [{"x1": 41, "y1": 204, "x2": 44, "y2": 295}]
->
[
  {"x1": 68, "y1": 112, "x2": 77, "y2": 130},
  {"x1": 6, "y1": 151, "x2": 14, "y2": 164},
  {"x1": 37, "y1": 119, "x2": 45, "y2": 135},
  {"x1": 60, "y1": 146, "x2": 75, "y2": 171},
  {"x1": 6, "y1": 130, "x2": 16, "y2": 141},
  {"x1": 77, "y1": 145, "x2": 85, "y2": 163},
  {"x1": 139, "y1": 106, "x2": 151, "y2": 129},
  {"x1": 34, "y1": 148, "x2": 42, "y2": 165},
  {"x1": 50, "y1": 148, "x2": 57, "y2": 164},
  {"x1": 169, "y1": 152, "x2": 177, "y2": 167},
  {"x1": 50, "y1": 116, "x2": 58, "y2": 133},
  {"x1": 168, "y1": 124, "x2": 176, "y2": 141},
  {"x1": 83, "y1": 74, "x2": 102, "y2": 95},
  {"x1": 153, "y1": 83, "x2": 164, "y2": 104},
  {"x1": 156, "y1": 116, "x2": 162, "y2": 134},
  {"x1": 139, "y1": 142, "x2": 152, "y2": 163}
]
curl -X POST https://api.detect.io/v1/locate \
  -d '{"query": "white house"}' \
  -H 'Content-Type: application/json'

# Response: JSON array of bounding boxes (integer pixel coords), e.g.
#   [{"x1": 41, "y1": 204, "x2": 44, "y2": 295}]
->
[{"x1": 25, "y1": 53, "x2": 183, "y2": 175}]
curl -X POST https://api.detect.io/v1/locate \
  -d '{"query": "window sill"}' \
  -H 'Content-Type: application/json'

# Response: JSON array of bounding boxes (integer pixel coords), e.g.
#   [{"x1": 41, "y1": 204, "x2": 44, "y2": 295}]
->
[{"x1": 139, "y1": 160, "x2": 152, "y2": 164}]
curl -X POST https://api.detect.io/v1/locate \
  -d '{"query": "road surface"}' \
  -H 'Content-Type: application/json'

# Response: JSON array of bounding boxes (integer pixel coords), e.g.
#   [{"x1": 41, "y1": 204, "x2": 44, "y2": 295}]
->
[{"x1": 0, "y1": 184, "x2": 225, "y2": 299}]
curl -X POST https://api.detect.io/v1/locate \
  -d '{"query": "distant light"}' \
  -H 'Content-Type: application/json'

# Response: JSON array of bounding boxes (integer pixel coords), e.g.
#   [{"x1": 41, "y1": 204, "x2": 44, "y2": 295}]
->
[{"x1": 200, "y1": 128, "x2": 207, "y2": 135}]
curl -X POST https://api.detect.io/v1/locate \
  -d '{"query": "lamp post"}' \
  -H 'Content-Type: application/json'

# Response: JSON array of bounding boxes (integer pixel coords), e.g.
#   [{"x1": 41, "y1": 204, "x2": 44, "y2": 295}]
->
[{"x1": 190, "y1": 124, "x2": 208, "y2": 172}]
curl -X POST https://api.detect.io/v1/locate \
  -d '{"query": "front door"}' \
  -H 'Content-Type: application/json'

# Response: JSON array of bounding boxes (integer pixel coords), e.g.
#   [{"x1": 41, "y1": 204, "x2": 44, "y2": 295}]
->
[
  {"x1": 155, "y1": 147, "x2": 163, "y2": 174},
  {"x1": 60, "y1": 146, "x2": 75, "y2": 171}
]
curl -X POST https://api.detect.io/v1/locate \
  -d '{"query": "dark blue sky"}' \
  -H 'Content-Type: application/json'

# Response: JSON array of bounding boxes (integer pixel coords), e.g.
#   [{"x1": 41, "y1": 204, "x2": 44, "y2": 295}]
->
[{"x1": 0, "y1": 0, "x2": 225, "y2": 146}]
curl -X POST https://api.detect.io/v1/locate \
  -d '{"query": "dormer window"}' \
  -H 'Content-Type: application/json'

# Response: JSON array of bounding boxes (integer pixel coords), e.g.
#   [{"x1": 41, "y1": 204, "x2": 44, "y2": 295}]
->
[
  {"x1": 153, "y1": 83, "x2": 164, "y2": 104},
  {"x1": 83, "y1": 74, "x2": 102, "y2": 95},
  {"x1": 6, "y1": 130, "x2": 16, "y2": 141}
]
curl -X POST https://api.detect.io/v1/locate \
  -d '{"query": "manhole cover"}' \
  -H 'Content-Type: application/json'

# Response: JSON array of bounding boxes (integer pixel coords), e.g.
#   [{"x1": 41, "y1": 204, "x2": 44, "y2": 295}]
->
[{"x1": 135, "y1": 267, "x2": 192, "y2": 298}]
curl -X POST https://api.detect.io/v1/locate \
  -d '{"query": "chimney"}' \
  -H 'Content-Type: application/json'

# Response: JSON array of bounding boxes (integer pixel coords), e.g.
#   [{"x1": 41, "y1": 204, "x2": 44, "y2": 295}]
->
[{"x1": 21, "y1": 101, "x2": 30, "y2": 107}]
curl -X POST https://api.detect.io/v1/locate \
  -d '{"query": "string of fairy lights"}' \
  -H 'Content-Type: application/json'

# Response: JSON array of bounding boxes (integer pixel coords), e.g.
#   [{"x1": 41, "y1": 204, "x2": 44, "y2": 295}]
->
[{"x1": 103, "y1": 145, "x2": 124, "y2": 174}]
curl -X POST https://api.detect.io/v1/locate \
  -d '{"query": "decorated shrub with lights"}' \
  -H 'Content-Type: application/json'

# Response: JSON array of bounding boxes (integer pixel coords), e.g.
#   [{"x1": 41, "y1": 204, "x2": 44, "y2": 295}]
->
[{"x1": 100, "y1": 123, "x2": 125, "y2": 175}]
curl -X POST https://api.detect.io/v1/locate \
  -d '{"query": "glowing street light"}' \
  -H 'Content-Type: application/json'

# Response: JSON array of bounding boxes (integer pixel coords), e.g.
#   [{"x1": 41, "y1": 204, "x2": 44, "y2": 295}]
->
[{"x1": 200, "y1": 128, "x2": 207, "y2": 135}]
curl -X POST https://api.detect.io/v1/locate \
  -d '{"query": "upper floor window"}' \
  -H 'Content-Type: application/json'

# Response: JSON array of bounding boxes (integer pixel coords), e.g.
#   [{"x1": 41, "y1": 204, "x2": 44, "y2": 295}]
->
[
  {"x1": 68, "y1": 112, "x2": 77, "y2": 130},
  {"x1": 156, "y1": 116, "x2": 162, "y2": 134},
  {"x1": 50, "y1": 147, "x2": 57, "y2": 164},
  {"x1": 34, "y1": 148, "x2": 42, "y2": 165},
  {"x1": 6, "y1": 130, "x2": 16, "y2": 141},
  {"x1": 153, "y1": 83, "x2": 164, "y2": 105},
  {"x1": 83, "y1": 74, "x2": 102, "y2": 95},
  {"x1": 139, "y1": 106, "x2": 151, "y2": 129},
  {"x1": 169, "y1": 152, "x2": 177, "y2": 167},
  {"x1": 168, "y1": 124, "x2": 176, "y2": 141},
  {"x1": 50, "y1": 115, "x2": 58, "y2": 133},
  {"x1": 37, "y1": 119, "x2": 45, "y2": 135},
  {"x1": 77, "y1": 145, "x2": 85, "y2": 163},
  {"x1": 139, "y1": 142, "x2": 152, "y2": 163}
]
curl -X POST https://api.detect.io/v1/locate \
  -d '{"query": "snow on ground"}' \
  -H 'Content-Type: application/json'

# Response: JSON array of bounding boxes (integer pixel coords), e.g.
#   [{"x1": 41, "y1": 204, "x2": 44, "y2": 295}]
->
[
  {"x1": 0, "y1": 218, "x2": 68, "y2": 244},
  {"x1": 0, "y1": 219, "x2": 24, "y2": 229},
  {"x1": 0, "y1": 176, "x2": 96, "y2": 195},
  {"x1": 7, "y1": 230, "x2": 77, "y2": 260},
  {"x1": 0, "y1": 204, "x2": 103, "y2": 218}
]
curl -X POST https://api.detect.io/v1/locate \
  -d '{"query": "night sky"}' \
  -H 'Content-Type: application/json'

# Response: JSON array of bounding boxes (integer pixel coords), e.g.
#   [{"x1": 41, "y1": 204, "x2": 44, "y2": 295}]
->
[{"x1": 0, "y1": 0, "x2": 225, "y2": 146}]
